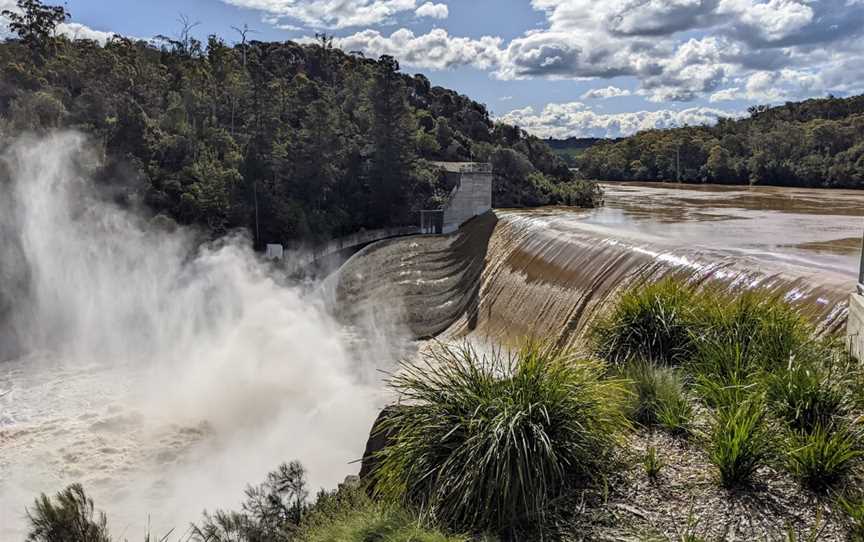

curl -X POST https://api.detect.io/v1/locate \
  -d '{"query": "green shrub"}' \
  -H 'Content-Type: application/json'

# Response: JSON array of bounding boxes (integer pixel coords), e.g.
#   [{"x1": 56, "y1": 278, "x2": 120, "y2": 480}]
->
[
  {"x1": 621, "y1": 359, "x2": 693, "y2": 434},
  {"x1": 372, "y1": 341, "x2": 630, "y2": 533},
  {"x1": 764, "y1": 356, "x2": 851, "y2": 432},
  {"x1": 785, "y1": 425, "x2": 863, "y2": 492},
  {"x1": 299, "y1": 504, "x2": 463, "y2": 542},
  {"x1": 643, "y1": 445, "x2": 664, "y2": 480},
  {"x1": 691, "y1": 336, "x2": 760, "y2": 409},
  {"x1": 25, "y1": 483, "x2": 111, "y2": 542},
  {"x1": 193, "y1": 461, "x2": 309, "y2": 542},
  {"x1": 698, "y1": 290, "x2": 809, "y2": 374},
  {"x1": 707, "y1": 399, "x2": 774, "y2": 487},
  {"x1": 592, "y1": 278, "x2": 699, "y2": 365},
  {"x1": 839, "y1": 493, "x2": 864, "y2": 541}
]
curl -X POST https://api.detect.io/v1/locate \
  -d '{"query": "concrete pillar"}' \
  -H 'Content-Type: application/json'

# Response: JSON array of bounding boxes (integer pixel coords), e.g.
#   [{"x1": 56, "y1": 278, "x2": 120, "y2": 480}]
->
[{"x1": 848, "y1": 293, "x2": 864, "y2": 360}]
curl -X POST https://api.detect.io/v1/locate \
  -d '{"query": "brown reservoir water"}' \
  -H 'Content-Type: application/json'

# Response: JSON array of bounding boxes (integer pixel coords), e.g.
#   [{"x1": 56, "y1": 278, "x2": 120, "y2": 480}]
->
[{"x1": 336, "y1": 182, "x2": 864, "y2": 348}]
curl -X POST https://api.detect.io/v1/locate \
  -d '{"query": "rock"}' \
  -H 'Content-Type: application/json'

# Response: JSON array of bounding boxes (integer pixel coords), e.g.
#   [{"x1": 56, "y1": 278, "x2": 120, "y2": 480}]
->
[{"x1": 358, "y1": 405, "x2": 403, "y2": 488}]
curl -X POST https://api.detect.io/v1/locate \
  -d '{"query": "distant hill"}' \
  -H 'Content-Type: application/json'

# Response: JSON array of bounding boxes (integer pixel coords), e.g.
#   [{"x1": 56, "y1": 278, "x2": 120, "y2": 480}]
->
[
  {"x1": 574, "y1": 94, "x2": 864, "y2": 188},
  {"x1": 0, "y1": 1, "x2": 601, "y2": 248},
  {"x1": 544, "y1": 137, "x2": 612, "y2": 167}
]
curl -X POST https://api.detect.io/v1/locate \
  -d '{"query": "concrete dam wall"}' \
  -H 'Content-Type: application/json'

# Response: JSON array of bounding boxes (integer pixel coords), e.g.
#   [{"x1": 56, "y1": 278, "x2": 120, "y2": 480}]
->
[{"x1": 332, "y1": 208, "x2": 852, "y2": 349}]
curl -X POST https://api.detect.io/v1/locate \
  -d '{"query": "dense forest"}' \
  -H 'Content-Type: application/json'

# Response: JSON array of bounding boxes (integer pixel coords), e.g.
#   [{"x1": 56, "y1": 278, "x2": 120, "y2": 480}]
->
[
  {"x1": 0, "y1": 0, "x2": 599, "y2": 247},
  {"x1": 574, "y1": 95, "x2": 864, "y2": 188},
  {"x1": 545, "y1": 137, "x2": 612, "y2": 167}
]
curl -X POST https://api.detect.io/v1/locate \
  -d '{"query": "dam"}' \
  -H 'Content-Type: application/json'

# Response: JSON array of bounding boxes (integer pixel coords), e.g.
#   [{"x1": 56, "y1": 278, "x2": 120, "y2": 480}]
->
[
  {"x1": 3, "y1": 138, "x2": 864, "y2": 538},
  {"x1": 334, "y1": 182, "x2": 864, "y2": 349}
]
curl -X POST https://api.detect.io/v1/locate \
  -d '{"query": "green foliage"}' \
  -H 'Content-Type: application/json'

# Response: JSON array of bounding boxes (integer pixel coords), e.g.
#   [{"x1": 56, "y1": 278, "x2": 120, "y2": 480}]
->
[
  {"x1": 700, "y1": 290, "x2": 810, "y2": 374},
  {"x1": 574, "y1": 94, "x2": 864, "y2": 188},
  {"x1": 592, "y1": 278, "x2": 699, "y2": 365},
  {"x1": 839, "y1": 493, "x2": 864, "y2": 541},
  {"x1": 643, "y1": 445, "x2": 665, "y2": 480},
  {"x1": 0, "y1": 12, "x2": 596, "y2": 246},
  {"x1": 707, "y1": 399, "x2": 774, "y2": 487},
  {"x1": 193, "y1": 461, "x2": 309, "y2": 541},
  {"x1": 8, "y1": 90, "x2": 67, "y2": 130},
  {"x1": 25, "y1": 468, "x2": 455, "y2": 542},
  {"x1": 785, "y1": 424, "x2": 863, "y2": 492},
  {"x1": 372, "y1": 341, "x2": 630, "y2": 533},
  {"x1": 621, "y1": 359, "x2": 693, "y2": 434},
  {"x1": 764, "y1": 354, "x2": 852, "y2": 432},
  {"x1": 689, "y1": 290, "x2": 810, "y2": 408},
  {"x1": 25, "y1": 483, "x2": 112, "y2": 542},
  {"x1": 2, "y1": 0, "x2": 69, "y2": 52},
  {"x1": 299, "y1": 504, "x2": 463, "y2": 542}
]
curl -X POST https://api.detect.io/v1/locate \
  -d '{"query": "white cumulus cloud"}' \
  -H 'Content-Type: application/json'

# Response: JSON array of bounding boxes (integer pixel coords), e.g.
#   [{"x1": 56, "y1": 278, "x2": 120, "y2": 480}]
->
[
  {"x1": 332, "y1": 28, "x2": 503, "y2": 70},
  {"x1": 581, "y1": 86, "x2": 632, "y2": 99},
  {"x1": 498, "y1": 102, "x2": 742, "y2": 139},
  {"x1": 491, "y1": 0, "x2": 864, "y2": 102},
  {"x1": 220, "y1": 0, "x2": 419, "y2": 29},
  {"x1": 1, "y1": 1, "x2": 115, "y2": 44},
  {"x1": 415, "y1": 2, "x2": 448, "y2": 19}
]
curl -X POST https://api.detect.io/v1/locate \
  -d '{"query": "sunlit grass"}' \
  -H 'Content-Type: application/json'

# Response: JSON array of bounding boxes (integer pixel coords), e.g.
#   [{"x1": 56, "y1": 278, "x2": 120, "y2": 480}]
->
[
  {"x1": 371, "y1": 341, "x2": 630, "y2": 533},
  {"x1": 706, "y1": 398, "x2": 775, "y2": 488},
  {"x1": 592, "y1": 278, "x2": 700, "y2": 366},
  {"x1": 620, "y1": 358, "x2": 694, "y2": 435}
]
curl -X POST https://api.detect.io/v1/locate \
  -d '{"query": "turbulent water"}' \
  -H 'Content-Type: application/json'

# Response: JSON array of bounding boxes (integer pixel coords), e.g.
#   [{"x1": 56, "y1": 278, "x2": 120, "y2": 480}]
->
[
  {"x1": 338, "y1": 182, "x2": 864, "y2": 349},
  {"x1": 0, "y1": 134, "x2": 392, "y2": 538},
  {"x1": 2, "y1": 133, "x2": 863, "y2": 539}
]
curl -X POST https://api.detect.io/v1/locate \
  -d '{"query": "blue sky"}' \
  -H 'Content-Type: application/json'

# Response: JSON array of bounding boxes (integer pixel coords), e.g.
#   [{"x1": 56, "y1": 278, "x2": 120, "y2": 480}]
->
[{"x1": 3, "y1": 0, "x2": 864, "y2": 138}]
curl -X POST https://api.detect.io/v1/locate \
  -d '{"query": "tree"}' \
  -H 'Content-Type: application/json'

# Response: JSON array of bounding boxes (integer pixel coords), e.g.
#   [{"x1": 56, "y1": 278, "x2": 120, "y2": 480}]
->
[
  {"x1": 368, "y1": 55, "x2": 417, "y2": 225},
  {"x1": 230, "y1": 23, "x2": 256, "y2": 67},
  {"x1": 26, "y1": 484, "x2": 112, "y2": 542},
  {"x1": 1, "y1": 0, "x2": 69, "y2": 51},
  {"x1": 706, "y1": 145, "x2": 732, "y2": 181}
]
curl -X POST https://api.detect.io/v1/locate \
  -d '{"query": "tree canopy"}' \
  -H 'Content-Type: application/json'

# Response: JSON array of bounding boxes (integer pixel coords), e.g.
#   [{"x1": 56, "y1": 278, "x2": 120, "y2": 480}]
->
[
  {"x1": 569, "y1": 94, "x2": 864, "y2": 188},
  {"x1": 0, "y1": 0, "x2": 600, "y2": 247}
]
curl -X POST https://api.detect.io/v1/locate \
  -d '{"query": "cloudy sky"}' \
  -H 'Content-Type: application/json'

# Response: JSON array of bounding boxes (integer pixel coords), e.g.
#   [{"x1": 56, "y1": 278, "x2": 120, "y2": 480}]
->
[{"x1": 3, "y1": 0, "x2": 864, "y2": 138}]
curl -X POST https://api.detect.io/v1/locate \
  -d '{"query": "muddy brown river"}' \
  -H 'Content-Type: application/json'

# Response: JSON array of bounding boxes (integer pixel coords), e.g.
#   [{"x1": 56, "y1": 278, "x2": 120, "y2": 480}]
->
[
  {"x1": 3, "y1": 162, "x2": 864, "y2": 539},
  {"x1": 597, "y1": 182, "x2": 864, "y2": 278}
]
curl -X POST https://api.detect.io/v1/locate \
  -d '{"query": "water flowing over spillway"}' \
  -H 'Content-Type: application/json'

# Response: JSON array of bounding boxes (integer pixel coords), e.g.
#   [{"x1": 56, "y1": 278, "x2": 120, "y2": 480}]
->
[
  {"x1": 2, "y1": 133, "x2": 863, "y2": 538},
  {"x1": 336, "y1": 183, "x2": 864, "y2": 348}
]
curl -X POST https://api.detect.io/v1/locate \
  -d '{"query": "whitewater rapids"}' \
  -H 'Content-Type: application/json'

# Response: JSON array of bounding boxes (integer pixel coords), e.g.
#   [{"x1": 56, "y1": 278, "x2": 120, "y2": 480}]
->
[{"x1": 0, "y1": 133, "x2": 391, "y2": 538}]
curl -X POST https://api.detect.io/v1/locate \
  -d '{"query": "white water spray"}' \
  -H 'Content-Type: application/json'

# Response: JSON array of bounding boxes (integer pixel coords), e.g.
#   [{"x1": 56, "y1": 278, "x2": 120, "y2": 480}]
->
[{"x1": 0, "y1": 133, "x2": 386, "y2": 538}]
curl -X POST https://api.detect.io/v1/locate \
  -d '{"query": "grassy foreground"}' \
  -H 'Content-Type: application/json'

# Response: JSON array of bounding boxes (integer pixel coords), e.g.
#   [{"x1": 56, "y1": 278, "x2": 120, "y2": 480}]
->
[{"x1": 24, "y1": 278, "x2": 864, "y2": 540}]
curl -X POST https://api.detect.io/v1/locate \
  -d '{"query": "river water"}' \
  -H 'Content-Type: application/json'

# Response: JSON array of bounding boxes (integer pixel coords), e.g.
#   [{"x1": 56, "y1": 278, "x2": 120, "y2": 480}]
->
[
  {"x1": 2, "y1": 139, "x2": 864, "y2": 540},
  {"x1": 598, "y1": 182, "x2": 863, "y2": 278}
]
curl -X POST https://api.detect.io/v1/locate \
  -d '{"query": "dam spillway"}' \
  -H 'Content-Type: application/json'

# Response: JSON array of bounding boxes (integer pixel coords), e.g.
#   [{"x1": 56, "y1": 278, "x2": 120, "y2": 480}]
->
[{"x1": 334, "y1": 183, "x2": 864, "y2": 348}]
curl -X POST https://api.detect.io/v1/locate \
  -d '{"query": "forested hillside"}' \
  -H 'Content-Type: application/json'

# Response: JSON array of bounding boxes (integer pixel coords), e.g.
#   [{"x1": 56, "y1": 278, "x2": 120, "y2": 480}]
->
[
  {"x1": 576, "y1": 95, "x2": 864, "y2": 188},
  {"x1": 545, "y1": 137, "x2": 608, "y2": 167},
  {"x1": 0, "y1": 1, "x2": 599, "y2": 246}
]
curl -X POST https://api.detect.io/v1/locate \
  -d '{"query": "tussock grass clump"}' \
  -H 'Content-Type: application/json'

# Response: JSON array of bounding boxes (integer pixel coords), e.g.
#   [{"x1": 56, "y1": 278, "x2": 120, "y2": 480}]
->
[
  {"x1": 696, "y1": 290, "x2": 810, "y2": 374},
  {"x1": 764, "y1": 355, "x2": 852, "y2": 433},
  {"x1": 691, "y1": 336, "x2": 761, "y2": 409},
  {"x1": 621, "y1": 359, "x2": 693, "y2": 435},
  {"x1": 592, "y1": 278, "x2": 700, "y2": 365},
  {"x1": 26, "y1": 483, "x2": 111, "y2": 542},
  {"x1": 839, "y1": 493, "x2": 864, "y2": 541},
  {"x1": 785, "y1": 424, "x2": 863, "y2": 492},
  {"x1": 643, "y1": 445, "x2": 665, "y2": 480},
  {"x1": 707, "y1": 399, "x2": 775, "y2": 488},
  {"x1": 372, "y1": 341, "x2": 630, "y2": 533},
  {"x1": 689, "y1": 291, "x2": 814, "y2": 409}
]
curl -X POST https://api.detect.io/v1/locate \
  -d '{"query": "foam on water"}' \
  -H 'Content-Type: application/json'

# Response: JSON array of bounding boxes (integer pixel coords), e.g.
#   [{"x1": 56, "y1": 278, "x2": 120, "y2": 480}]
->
[{"x1": 0, "y1": 133, "x2": 388, "y2": 538}]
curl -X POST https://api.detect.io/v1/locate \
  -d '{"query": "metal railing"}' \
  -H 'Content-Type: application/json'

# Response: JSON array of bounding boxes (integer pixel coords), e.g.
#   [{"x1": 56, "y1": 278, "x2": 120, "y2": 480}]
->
[{"x1": 458, "y1": 162, "x2": 493, "y2": 174}]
